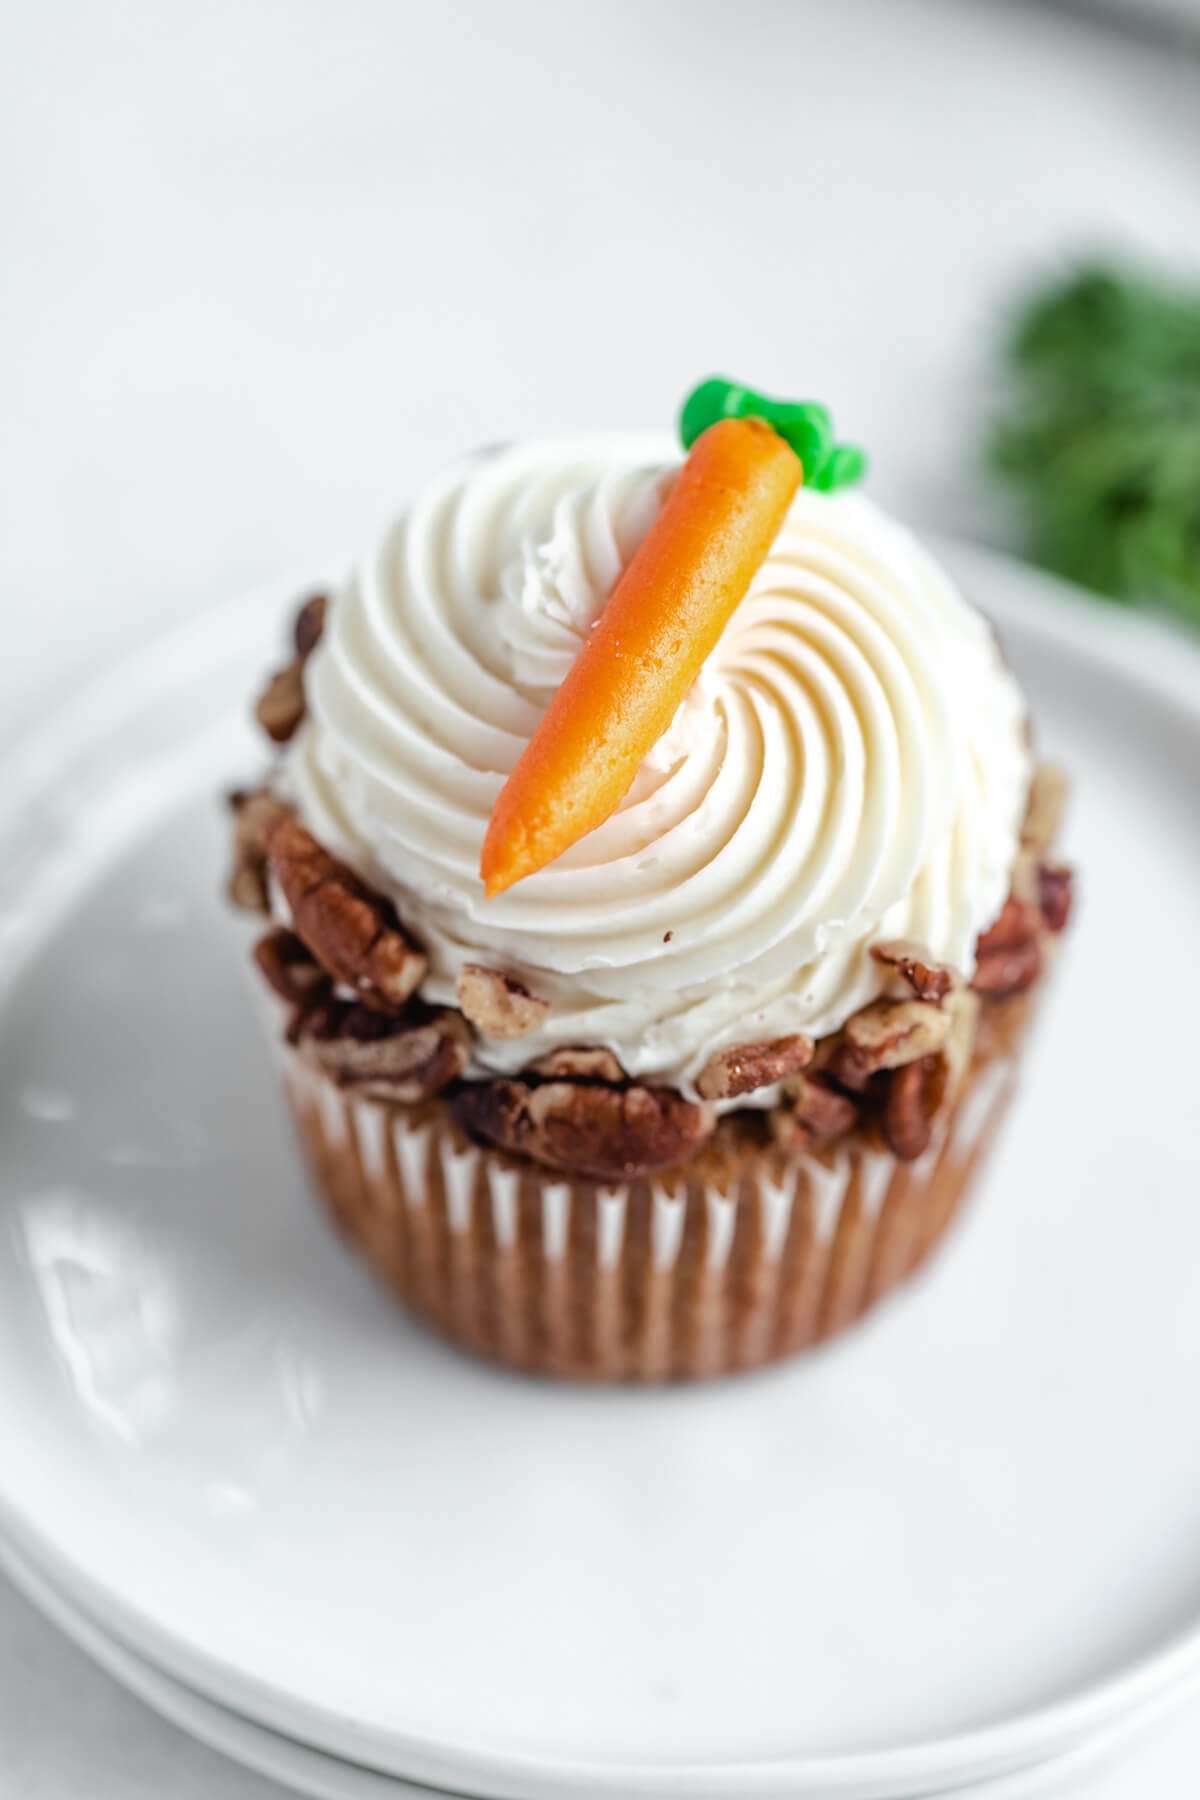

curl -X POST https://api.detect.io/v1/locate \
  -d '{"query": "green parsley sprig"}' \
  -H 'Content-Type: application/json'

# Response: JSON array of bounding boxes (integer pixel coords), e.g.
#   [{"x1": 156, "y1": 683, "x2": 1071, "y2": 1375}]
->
[{"x1": 989, "y1": 265, "x2": 1200, "y2": 627}]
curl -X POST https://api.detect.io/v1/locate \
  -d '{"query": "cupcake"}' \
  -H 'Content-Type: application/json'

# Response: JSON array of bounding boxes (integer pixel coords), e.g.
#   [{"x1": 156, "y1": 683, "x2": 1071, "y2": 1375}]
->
[{"x1": 228, "y1": 380, "x2": 1072, "y2": 1381}]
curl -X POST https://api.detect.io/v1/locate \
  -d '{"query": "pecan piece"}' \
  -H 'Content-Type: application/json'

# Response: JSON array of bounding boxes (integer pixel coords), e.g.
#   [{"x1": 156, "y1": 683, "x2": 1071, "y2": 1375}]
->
[
  {"x1": 870, "y1": 939, "x2": 957, "y2": 1002},
  {"x1": 527, "y1": 1046, "x2": 627, "y2": 1083},
  {"x1": 293, "y1": 593, "x2": 328, "y2": 658},
  {"x1": 1009, "y1": 847, "x2": 1041, "y2": 909},
  {"x1": 830, "y1": 1000, "x2": 950, "y2": 1090},
  {"x1": 227, "y1": 789, "x2": 289, "y2": 913},
  {"x1": 452, "y1": 1079, "x2": 715, "y2": 1181},
  {"x1": 771, "y1": 1073, "x2": 859, "y2": 1152},
  {"x1": 788, "y1": 1073, "x2": 859, "y2": 1138},
  {"x1": 696, "y1": 1033, "x2": 814, "y2": 1101},
  {"x1": 255, "y1": 660, "x2": 307, "y2": 744},
  {"x1": 254, "y1": 593, "x2": 330, "y2": 745},
  {"x1": 941, "y1": 988, "x2": 980, "y2": 1099},
  {"x1": 456, "y1": 964, "x2": 549, "y2": 1039},
  {"x1": 296, "y1": 1000, "x2": 469, "y2": 1103},
  {"x1": 881, "y1": 1057, "x2": 941, "y2": 1162},
  {"x1": 972, "y1": 937, "x2": 1042, "y2": 997},
  {"x1": 975, "y1": 894, "x2": 1041, "y2": 955},
  {"x1": 1021, "y1": 764, "x2": 1068, "y2": 856},
  {"x1": 265, "y1": 814, "x2": 427, "y2": 1009},
  {"x1": 1038, "y1": 863, "x2": 1074, "y2": 934},
  {"x1": 880, "y1": 986, "x2": 981, "y2": 1161},
  {"x1": 253, "y1": 927, "x2": 329, "y2": 1006}
]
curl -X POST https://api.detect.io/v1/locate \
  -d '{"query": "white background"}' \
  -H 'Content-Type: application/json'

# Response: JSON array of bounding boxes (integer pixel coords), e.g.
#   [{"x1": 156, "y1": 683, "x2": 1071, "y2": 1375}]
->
[{"x1": 2, "y1": 1, "x2": 1199, "y2": 1794}]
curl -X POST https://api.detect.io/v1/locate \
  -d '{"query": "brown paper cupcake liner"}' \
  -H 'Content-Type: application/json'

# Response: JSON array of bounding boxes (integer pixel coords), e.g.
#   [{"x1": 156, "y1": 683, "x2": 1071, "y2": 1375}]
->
[{"x1": 281, "y1": 1047, "x2": 1020, "y2": 1381}]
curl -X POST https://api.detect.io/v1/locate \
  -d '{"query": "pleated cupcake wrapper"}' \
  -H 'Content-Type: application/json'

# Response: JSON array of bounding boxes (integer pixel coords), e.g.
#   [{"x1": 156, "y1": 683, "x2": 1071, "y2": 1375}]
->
[{"x1": 282, "y1": 1050, "x2": 1019, "y2": 1380}]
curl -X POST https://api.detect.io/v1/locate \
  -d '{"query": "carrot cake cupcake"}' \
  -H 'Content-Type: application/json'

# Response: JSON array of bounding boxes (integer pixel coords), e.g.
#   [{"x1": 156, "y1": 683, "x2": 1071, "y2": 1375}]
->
[{"x1": 228, "y1": 379, "x2": 1072, "y2": 1380}]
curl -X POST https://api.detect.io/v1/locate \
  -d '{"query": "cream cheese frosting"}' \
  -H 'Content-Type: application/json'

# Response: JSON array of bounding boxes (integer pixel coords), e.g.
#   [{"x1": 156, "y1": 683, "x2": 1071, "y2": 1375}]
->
[{"x1": 283, "y1": 438, "x2": 1032, "y2": 1101}]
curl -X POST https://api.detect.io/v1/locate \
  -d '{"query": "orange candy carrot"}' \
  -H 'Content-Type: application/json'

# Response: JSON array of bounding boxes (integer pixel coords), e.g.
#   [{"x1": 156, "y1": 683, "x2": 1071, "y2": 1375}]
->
[{"x1": 480, "y1": 415, "x2": 802, "y2": 897}]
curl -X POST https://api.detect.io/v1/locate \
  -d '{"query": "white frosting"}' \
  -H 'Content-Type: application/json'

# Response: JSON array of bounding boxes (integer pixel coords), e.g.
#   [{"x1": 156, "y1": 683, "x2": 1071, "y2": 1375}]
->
[{"x1": 284, "y1": 438, "x2": 1031, "y2": 1102}]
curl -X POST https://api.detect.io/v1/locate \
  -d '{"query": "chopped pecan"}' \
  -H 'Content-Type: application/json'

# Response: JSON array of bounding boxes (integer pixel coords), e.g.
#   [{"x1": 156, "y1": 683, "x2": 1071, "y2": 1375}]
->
[
  {"x1": 870, "y1": 940, "x2": 957, "y2": 1002},
  {"x1": 881, "y1": 1056, "x2": 941, "y2": 1162},
  {"x1": 1021, "y1": 764, "x2": 1068, "y2": 855},
  {"x1": 229, "y1": 864, "x2": 271, "y2": 914},
  {"x1": 254, "y1": 593, "x2": 330, "y2": 745},
  {"x1": 771, "y1": 1073, "x2": 859, "y2": 1152},
  {"x1": 452, "y1": 1079, "x2": 715, "y2": 1181},
  {"x1": 255, "y1": 660, "x2": 307, "y2": 744},
  {"x1": 293, "y1": 593, "x2": 328, "y2": 658},
  {"x1": 972, "y1": 937, "x2": 1042, "y2": 997},
  {"x1": 788, "y1": 1073, "x2": 860, "y2": 1138},
  {"x1": 253, "y1": 928, "x2": 329, "y2": 1006},
  {"x1": 830, "y1": 999, "x2": 950, "y2": 1090},
  {"x1": 295, "y1": 1000, "x2": 469, "y2": 1103},
  {"x1": 527, "y1": 1046, "x2": 627, "y2": 1083},
  {"x1": 696, "y1": 1033, "x2": 815, "y2": 1101},
  {"x1": 975, "y1": 894, "x2": 1041, "y2": 955},
  {"x1": 880, "y1": 987, "x2": 981, "y2": 1161},
  {"x1": 941, "y1": 988, "x2": 981, "y2": 1098},
  {"x1": 227, "y1": 789, "x2": 289, "y2": 913},
  {"x1": 456, "y1": 964, "x2": 549, "y2": 1039},
  {"x1": 265, "y1": 814, "x2": 427, "y2": 1010},
  {"x1": 1038, "y1": 863, "x2": 1074, "y2": 934},
  {"x1": 1009, "y1": 848, "x2": 1041, "y2": 909}
]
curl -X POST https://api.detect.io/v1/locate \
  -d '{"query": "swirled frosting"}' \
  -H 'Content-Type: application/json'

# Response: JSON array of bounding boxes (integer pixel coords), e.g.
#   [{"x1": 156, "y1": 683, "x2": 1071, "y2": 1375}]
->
[{"x1": 284, "y1": 438, "x2": 1031, "y2": 1101}]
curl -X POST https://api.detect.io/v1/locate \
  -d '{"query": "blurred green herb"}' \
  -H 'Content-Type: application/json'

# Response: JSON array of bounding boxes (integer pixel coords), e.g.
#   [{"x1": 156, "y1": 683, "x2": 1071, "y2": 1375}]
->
[{"x1": 989, "y1": 265, "x2": 1200, "y2": 627}]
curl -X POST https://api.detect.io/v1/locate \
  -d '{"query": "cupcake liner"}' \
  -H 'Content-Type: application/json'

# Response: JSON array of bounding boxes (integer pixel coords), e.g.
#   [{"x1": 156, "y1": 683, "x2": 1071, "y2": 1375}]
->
[{"x1": 281, "y1": 1047, "x2": 1020, "y2": 1381}]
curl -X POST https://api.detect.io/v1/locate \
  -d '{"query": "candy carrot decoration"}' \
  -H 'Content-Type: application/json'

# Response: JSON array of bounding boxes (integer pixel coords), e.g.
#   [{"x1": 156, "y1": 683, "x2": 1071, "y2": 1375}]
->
[
  {"x1": 680, "y1": 377, "x2": 867, "y2": 490},
  {"x1": 480, "y1": 414, "x2": 801, "y2": 897}
]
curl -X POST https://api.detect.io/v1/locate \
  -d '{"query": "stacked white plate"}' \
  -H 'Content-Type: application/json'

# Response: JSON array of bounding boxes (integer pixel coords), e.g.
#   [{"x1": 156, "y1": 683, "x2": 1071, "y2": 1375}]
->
[{"x1": 1, "y1": 543, "x2": 1199, "y2": 1800}]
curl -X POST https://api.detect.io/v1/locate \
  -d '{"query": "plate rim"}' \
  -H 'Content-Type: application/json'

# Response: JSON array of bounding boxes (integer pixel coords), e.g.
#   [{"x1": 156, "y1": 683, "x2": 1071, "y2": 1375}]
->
[
  {"x1": 1, "y1": 540, "x2": 1200, "y2": 1798},
  {"x1": 6, "y1": 1521, "x2": 1200, "y2": 1800},
  {"x1": 0, "y1": 1530, "x2": 449, "y2": 1800}
]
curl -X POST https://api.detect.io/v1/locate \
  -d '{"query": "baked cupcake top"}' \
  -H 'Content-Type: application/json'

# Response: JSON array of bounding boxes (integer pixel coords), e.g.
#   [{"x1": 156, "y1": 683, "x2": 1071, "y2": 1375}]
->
[{"x1": 280, "y1": 429, "x2": 1031, "y2": 1101}]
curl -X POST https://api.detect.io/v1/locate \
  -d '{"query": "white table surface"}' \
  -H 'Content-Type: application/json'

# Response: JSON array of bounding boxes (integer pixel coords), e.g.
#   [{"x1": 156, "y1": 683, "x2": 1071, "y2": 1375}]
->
[{"x1": 2, "y1": 1, "x2": 1198, "y2": 1793}]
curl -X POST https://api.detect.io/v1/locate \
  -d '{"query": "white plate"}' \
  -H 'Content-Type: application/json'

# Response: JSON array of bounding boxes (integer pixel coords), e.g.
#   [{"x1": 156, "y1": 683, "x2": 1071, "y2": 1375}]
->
[
  {"x1": 0, "y1": 1533, "x2": 444, "y2": 1800},
  {"x1": 4, "y1": 1527, "x2": 1200, "y2": 1800},
  {"x1": 0, "y1": 546, "x2": 1198, "y2": 1800}
]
